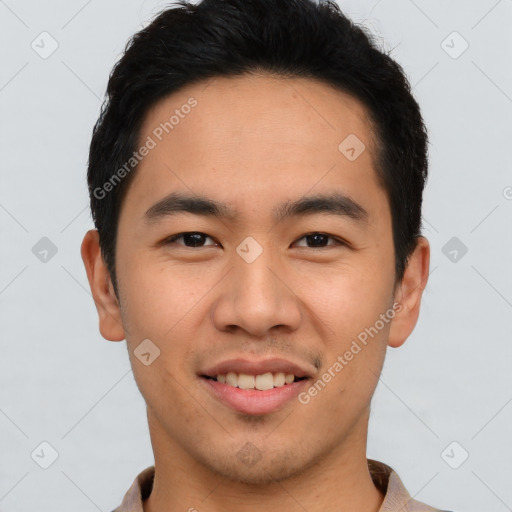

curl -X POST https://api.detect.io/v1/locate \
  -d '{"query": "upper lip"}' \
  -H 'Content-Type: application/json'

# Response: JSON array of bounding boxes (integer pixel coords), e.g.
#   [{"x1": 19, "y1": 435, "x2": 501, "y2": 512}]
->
[{"x1": 200, "y1": 358, "x2": 315, "y2": 379}]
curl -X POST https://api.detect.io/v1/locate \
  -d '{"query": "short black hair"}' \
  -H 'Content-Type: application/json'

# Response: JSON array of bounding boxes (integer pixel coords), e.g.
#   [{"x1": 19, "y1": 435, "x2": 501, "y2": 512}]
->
[{"x1": 87, "y1": 0, "x2": 428, "y2": 296}]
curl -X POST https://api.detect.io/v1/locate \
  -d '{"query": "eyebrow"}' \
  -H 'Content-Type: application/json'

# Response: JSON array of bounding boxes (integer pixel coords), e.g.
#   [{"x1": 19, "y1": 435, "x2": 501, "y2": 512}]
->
[{"x1": 144, "y1": 191, "x2": 368, "y2": 225}]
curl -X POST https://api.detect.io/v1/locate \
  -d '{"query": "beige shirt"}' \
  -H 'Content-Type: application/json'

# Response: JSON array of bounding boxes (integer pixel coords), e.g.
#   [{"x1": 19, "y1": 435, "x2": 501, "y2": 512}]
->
[{"x1": 112, "y1": 459, "x2": 452, "y2": 512}]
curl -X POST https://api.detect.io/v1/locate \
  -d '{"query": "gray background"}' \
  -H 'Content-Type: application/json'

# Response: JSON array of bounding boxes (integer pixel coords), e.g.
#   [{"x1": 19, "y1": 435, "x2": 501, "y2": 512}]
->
[{"x1": 1, "y1": 0, "x2": 511, "y2": 511}]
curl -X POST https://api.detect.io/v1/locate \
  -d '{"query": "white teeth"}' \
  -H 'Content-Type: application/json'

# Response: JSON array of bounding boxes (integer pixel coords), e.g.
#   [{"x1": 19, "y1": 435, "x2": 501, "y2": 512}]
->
[
  {"x1": 215, "y1": 371, "x2": 299, "y2": 390},
  {"x1": 274, "y1": 372, "x2": 285, "y2": 386},
  {"x1": 225, "y1": 372, "x2": 238, "y2": 387},
  {"x1": 238, "y1": 374, "x2": 255, "y2": 389},
  {"x1": 255, "y1": 372, "x2": 274, "y2": 391}
]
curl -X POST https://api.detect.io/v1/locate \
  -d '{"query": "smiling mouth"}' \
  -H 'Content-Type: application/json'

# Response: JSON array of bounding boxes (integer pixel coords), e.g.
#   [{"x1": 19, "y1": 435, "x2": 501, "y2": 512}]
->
[{"x1": 201, "y1": 372, "x2": 308, "y2": 391}]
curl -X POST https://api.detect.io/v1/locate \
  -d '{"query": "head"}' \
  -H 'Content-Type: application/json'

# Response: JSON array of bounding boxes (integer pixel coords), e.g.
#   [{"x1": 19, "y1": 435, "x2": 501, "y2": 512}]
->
[{"x1": 82, "y1": 0, "x2": 430, "y2": 486}]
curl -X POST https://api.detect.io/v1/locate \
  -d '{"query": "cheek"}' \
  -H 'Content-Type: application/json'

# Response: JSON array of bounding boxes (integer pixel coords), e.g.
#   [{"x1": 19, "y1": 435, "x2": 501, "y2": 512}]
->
[
  {"x1": 118, "y1": 255, "x2": 208, "y2": 380},
  {"x1": 310, "y1": 261, "x2": 393, "y2": 338},
  {"x1": 118, "y1": 253, "x2": 204, "y2": 336},
  {"x1": 307, "y1": 263, "x2": 392, "y2": 394}
]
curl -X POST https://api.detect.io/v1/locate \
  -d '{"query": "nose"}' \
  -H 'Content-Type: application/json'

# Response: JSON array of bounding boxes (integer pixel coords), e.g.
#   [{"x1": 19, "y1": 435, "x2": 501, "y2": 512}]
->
[{"x1": 211, "y1": 249, "x2": 302, "y2": 338}]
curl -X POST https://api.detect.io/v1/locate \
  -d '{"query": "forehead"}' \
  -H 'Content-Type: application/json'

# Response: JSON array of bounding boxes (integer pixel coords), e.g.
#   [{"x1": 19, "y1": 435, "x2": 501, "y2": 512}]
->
[
  {"x1": 122, "y1": 73, "x2": 384, "y2": 221},
  {"x1": 141, "y1": 72, "x2": 375, "y2": 156}
]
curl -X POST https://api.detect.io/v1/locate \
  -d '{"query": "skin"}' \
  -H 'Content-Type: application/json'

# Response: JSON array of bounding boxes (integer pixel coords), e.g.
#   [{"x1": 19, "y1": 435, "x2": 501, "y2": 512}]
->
[{"x1": 81, "y1": 73, "x2": 430, "y2": 512}]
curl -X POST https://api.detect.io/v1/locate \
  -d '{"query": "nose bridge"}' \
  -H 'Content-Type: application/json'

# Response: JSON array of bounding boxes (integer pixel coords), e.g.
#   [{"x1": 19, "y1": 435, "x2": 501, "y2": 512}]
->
[
  {"x1": 211, "y1": 238, "x2": 302, "y2": 336},
  {"x1": 236, "y1": 253, "x2": 281, "y2": 307}
]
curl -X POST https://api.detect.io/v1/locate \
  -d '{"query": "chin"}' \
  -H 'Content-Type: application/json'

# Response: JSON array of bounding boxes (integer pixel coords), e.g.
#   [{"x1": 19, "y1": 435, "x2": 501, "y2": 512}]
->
[{"x1": 196, "y1": 445, "x2": 318, "y2": 486}]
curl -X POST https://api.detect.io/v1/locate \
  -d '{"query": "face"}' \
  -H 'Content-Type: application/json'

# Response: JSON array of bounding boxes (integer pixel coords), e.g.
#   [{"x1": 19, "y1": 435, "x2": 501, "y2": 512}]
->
[{"x1": 84, "y1": 73, "x2": 428, "y2": 485}]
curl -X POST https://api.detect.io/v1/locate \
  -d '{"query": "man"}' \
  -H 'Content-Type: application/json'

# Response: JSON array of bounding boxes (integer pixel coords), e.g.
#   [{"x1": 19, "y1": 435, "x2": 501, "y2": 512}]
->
[{"x1": 81, "y1": 0, "x2": 451, "y2": 510}]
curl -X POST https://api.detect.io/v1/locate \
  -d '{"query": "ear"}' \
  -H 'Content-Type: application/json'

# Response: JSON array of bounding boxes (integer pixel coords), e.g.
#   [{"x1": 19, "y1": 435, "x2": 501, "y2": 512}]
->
[
  {"x1": 388, "y1": 236, "x2": 430, "y2": 348},
  {"x1": 81, "y1": 229, "x2": 126, "y2": 341}
]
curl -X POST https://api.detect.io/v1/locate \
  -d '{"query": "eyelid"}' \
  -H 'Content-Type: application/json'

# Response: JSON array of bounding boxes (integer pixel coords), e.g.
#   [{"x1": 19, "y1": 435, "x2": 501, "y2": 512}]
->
[
  {"x1": 163, "y1": 232, "x2": 219, "y2": 247},
  {"x1": 162, "y1": 231, "x2": 348, "y2": 249},
  {"x1": 292, "y1": 232, "x2": 347, "y2": 248}
]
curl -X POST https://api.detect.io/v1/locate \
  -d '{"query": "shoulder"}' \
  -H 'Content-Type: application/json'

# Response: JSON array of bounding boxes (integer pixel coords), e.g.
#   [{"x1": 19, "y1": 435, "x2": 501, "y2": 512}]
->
[{"x1": 368, "y1": 459, "x2": 455, "y2": 512}]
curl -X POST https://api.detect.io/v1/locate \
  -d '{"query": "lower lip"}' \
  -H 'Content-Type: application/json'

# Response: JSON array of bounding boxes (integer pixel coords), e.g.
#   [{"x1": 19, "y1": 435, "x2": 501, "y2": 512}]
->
[{"x1": 200, "y1": 377, "x2": 310, "y2": 415}]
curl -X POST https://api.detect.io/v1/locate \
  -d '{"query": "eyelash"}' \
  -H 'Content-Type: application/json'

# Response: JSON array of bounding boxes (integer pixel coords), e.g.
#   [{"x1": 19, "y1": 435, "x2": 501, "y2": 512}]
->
[{"x1": 162, "y1": 231, "x2": 347, "y2": 249}]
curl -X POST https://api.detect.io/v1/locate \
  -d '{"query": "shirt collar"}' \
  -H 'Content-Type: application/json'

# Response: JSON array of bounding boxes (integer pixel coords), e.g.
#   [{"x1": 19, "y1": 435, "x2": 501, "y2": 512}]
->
[{"x1": 112, "y1": 459, "x2": 448, "y2": 512}]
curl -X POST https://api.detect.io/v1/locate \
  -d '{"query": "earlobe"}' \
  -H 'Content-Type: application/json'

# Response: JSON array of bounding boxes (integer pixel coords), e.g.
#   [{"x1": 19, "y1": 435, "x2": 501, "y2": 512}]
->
[
  {"x1": 80, "y1": 229, "x2": 126, "y2": 341},
  {"x1": 387, "y1": 236, "x2": 430, "y2": 348}
]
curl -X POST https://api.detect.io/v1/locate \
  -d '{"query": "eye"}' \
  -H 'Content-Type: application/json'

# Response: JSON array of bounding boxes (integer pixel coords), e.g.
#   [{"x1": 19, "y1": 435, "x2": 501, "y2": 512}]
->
[
  {"x1": 292, "y1": 232, "x2": 345, "y2": 249},
  {"x1": 163, "y1": 232, "x2": 219, "y2": 248},
  {"x1": 162, "y1": 231, "x2": 346, "y2": 250}
]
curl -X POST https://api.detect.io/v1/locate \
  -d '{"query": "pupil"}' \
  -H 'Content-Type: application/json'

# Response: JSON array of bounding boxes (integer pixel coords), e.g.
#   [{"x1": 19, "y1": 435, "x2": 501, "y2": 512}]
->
[
  {"x1": 185, "y1": 233, "x2": 204, "y2": 247},
  {"x1": 182, "y1": 233, "x2": 327, "y2": 248},
  {"x1": 308, "y1": 234, "x2": 326, "y2": 247}
]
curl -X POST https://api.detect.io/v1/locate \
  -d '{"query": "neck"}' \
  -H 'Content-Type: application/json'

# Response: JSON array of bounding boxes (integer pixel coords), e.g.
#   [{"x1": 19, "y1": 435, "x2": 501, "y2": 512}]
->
[{"x1": 143, "y1": 411, "x2": 384, "y2": 512}]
